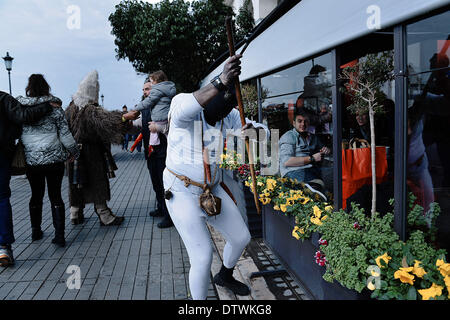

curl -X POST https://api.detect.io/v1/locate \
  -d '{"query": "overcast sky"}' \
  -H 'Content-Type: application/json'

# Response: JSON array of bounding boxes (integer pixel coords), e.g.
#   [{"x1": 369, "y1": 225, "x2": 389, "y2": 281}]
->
[{"x1": 0, "y1": 0, "x2": 161, "y2": 110}]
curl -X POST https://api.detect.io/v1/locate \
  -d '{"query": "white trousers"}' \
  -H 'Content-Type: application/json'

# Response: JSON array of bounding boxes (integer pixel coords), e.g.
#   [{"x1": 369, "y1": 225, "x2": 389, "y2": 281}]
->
[{"x1": 163, "y1": 169, "x2": 251, "y2": 300}]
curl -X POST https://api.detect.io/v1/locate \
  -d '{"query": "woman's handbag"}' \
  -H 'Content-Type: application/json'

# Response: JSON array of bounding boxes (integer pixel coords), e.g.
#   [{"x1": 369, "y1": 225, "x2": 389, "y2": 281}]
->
[
  {"x1": 342, "y1": 141, "x2": 388, "y2": 209},
  {"x1": 11, "y1": 142, "x2": 27, "y2": 176}
]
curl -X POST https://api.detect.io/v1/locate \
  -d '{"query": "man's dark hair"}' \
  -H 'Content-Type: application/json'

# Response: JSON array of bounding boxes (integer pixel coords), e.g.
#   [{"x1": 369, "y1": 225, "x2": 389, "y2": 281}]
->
[
  {"x1": 294, "y1": 108, "x2": 311, "y2": 122},
  {"x1": 26, "y1": 74, "x2": 51, "y2": 97}
]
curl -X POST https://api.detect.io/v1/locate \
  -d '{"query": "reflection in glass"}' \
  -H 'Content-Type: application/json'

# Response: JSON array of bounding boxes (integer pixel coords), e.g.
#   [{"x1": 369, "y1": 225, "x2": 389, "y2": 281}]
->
[
  {"x1": 407, "y1": 10, "x2": 450, "y2": 75},
  {"x1": 407, "y1": 10, "x2": 450, "y2": 251},
  {"x1": 261, "y1": 63, "x2": 310, "y2": 98},
  {"x1": 262, "y1": 52, "x2": 334, "y2": 200}
]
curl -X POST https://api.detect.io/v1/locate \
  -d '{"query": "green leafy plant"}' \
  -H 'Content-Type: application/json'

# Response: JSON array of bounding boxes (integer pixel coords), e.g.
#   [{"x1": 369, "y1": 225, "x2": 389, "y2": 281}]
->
[
  {"x1": 241, "y1": 83, "x2": 268, "y2": 120},
  {"x1": 243, "y1": 175, "x2": 333, "y2": 240},
  {"x1": 317, "y1": 198, "x2": 448, "y2": 300},
  {"x1": 237, "y1": 171, "x2": 448, "y2": 300},
  {"x1": 317, "y1": 205, "x2": 401, "y2": 292},
  {"x1": 235, "y1": 0, "x2": 255, "y2": 39},
  {"x1": 109, "y1": 0, "x2": 254, "y2": 92}
]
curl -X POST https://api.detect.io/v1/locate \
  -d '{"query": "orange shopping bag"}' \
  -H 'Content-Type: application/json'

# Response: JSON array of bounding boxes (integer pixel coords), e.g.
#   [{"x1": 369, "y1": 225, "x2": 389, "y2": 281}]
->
[{"x1": 342, "y1": 146, "x2": 388, "y2": 209}]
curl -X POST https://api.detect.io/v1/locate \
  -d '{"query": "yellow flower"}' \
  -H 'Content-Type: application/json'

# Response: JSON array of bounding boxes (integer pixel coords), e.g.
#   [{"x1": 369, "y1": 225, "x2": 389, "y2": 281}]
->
[
  {"x1": 292, "y1": 226, "x2": 302, "y2": 240},
  {"x1": 325, "y1": 205, "x2": 333, "y2": 212},
  {"x1": 321, "y1": 215, "x2": 328, "y2": 221},
  {"x1": 245, "y1": 180, "x2": 250, "y2": 187},
  {"x1": 370, "y1": 269, "x2": 380, "y2": 277},
  {"x1": 280, "y1": 204, "x2": 287, "y2": 213},
  {"x1": 299, "y1": 197, "x2": 311, "y2": 205},
  {"x1": 313, "y1": 206, "x2": 322, "y2": 218},
  {"x1": 266, "y1": 179, "x2": 277, "y2": 191},
  {"x1": 310, "y1": 216, "x2": 323, "y2": 226},
  {"x1": 436, "y1": 259, "x2": 450, "y2": 277},
  {"x1": 285, "y1": 198, "x2": 295, "y2": 206},
  {"x1": 394, "y1": 267, "x2": 415, "y2": 285},
  {"x1": 375, "y1": 253, "x2": 392, "y2": 269},
  {"x1": 412, "y1": 260, "x2": 427, "y2": 278},
  {"x1": 418, "y1": 283, "x2": 443, "y2": 300},
  {"x1": 367, "y1": 281, "x2": 376, "y2": 291},
  {"x1": 444, "y1": 276, "x2": 450, "y2": 299},
  {"x1": 273, "y1": 205, "x2": 280, "y2": 211},
  {"x1": 257, "y1": 181, "x2": 264, "y2": 187}
]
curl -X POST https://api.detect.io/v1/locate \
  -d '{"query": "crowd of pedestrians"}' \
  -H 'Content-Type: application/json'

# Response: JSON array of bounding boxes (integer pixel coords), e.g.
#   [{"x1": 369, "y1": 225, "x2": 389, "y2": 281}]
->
[
  {"x1": 0, "y1": 68, "x2": 175, "y2": 268},
  {"x1": 1, "y1": 55, "x2": 264, "y2": 301}
]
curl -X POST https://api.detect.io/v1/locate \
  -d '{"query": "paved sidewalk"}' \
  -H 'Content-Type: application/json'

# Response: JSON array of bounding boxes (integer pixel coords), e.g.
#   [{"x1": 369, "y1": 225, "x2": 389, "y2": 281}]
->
[
  {"x1": 0, "y1": 146, "x2": 306, "y2": 300},
  {"x1": 0, "y1": 147, "x2": 218, "y2": 300}
]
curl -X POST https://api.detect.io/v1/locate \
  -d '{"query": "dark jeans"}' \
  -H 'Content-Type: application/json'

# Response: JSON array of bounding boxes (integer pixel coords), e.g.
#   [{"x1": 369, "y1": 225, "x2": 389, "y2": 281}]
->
[
  {"x1": 148, "y1": 152, "x2": 169, "y2": 218},
  {"x1": 123, "y1": 134, "x2": 130, "y2": 150},
  {"x1": 26, "y1": 162, "x2": 65, "y2": 207},
  {"x1": 0, "y1": 152, "x2": 14, "y2": 246},
  {"x1": 285, "y1": 166, "x2": 322, "y2": 183}
]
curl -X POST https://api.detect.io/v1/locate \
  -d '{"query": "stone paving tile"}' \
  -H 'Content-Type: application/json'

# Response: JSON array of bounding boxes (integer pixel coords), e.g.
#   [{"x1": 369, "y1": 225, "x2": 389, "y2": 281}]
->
[
  {"x1": 246, "y1": 238, "x2": 312, "y2": 300},
  {"x1": 0, "y1": 146, "x2": 217, "y2": 300}
]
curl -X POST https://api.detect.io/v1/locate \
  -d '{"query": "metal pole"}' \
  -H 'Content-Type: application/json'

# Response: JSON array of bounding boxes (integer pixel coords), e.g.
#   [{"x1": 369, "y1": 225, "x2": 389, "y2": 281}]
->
[
  {"x1": 8, "y1": 70, "x2": 11, "y2": 95},
  {"x1": 331, "y1": 48, "x2": 343, "y2": 210},
  {"x1": 394, "y1": 25, "x2": 407, "y2": 241},
  {"x1": 257, "y1": 77, "x2": 263, "y2": 124}
]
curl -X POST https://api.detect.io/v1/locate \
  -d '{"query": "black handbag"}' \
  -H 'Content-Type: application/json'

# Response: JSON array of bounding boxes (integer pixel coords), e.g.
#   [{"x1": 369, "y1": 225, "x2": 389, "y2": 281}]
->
[{"x1": 11, "y1": 142, "x2": 27, "y2": 176}]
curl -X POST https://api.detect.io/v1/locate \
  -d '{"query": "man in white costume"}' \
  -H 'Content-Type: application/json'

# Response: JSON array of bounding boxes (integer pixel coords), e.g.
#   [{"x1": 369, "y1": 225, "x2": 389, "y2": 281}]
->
[{"x1": 163, "y1": 54, "x2": 268, "y2": 300}]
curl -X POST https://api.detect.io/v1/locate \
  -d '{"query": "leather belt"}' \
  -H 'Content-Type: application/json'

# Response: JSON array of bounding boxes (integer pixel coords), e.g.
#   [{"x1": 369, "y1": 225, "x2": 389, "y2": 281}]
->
[{"x1": 167, "y1": 168, "x2": 208, "y2": 190}]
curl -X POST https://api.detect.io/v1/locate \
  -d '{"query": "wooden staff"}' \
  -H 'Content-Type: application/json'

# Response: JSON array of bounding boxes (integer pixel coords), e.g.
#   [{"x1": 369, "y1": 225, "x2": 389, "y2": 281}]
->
[{"x1": 225, "y1": 17, "x2": 261, "y2": 215}]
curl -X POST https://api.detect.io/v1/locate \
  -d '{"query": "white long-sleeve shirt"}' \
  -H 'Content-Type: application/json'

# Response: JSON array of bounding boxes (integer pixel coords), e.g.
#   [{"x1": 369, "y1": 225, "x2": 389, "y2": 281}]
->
[{"x1": 166, "y1": 93, "x2": 268, "y2": 184}]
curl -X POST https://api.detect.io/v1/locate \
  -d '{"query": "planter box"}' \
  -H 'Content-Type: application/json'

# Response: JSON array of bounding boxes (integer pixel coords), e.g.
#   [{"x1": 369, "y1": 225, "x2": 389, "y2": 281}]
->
[
  {"x1": 244, "y1": 186, "x2": 263, "y2": 238},
  {"x1": 262, "y1": 205, "x2": 371, "y2": 300}
]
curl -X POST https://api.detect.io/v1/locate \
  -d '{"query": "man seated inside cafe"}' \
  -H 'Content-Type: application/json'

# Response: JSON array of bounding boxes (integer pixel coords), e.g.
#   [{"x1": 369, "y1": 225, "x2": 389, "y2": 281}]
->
[{"x1": 279, "y1": 109, "x2": 331, "y2": 201}]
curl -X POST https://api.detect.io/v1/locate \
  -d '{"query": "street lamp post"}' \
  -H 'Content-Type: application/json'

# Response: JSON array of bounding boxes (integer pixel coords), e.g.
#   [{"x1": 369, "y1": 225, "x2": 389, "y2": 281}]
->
[
  {"x1": 101, "y1": 94, "x2": 104, "y2": 106},
  {"x1": 3, "y1": 52, "x2": 14, "y2": 95}
]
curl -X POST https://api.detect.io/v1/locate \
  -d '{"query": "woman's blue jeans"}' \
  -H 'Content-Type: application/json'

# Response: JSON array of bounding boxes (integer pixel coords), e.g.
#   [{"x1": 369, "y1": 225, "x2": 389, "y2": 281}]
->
[{"x1": 0, "y1": 152, "x2": 14, "y2": 246}]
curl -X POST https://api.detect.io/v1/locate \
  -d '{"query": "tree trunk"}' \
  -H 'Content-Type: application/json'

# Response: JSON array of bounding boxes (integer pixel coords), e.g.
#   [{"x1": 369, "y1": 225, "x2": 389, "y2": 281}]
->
[{"x1": 369, "y1": 104, "x2": 376, "y2": 218}]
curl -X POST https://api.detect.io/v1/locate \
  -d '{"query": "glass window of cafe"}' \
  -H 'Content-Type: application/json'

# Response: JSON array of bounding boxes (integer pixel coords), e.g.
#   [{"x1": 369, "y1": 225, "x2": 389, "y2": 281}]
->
[
  {"x1": 260, "y1": 52, "x2": 334, "y2": 199},
  {"x1": 406, "y1": 10, "x2": 450, "y2": 252},
  {"x1": 338, "y1": 30, "x2": 395, "y2": 213}
]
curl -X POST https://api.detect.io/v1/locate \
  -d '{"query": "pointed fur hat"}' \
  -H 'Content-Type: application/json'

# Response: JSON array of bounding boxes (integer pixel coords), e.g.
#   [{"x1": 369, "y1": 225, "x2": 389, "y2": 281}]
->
[{"x1": 73, "y1": 70, "x2": 99, "y2": 107}]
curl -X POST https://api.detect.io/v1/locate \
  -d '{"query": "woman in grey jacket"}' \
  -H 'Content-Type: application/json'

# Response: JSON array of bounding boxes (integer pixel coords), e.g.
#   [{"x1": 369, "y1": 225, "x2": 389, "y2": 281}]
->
[{"x1": 17, "y1": 74, "x2": 79, "y2": 247}]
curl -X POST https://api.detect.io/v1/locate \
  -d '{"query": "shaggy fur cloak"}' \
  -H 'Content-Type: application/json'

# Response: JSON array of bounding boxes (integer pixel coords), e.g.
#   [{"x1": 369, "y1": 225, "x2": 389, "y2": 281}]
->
[{"x1": 65, "y1": 101, "x2": 127, "y2": 206}]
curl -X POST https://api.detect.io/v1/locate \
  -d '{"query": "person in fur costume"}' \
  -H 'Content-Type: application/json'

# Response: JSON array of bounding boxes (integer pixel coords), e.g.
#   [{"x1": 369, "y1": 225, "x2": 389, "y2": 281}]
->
[{"x1": 65, "y1": 70, "x2": 127, "y2": 226}]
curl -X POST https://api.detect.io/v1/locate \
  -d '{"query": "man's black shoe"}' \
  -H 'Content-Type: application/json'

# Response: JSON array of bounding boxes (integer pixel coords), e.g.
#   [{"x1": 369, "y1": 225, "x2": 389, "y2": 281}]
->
[
  {"x1": 213, "y1": 264, "x2": 251, "y2": 296},
  {"x1": 157, "y1": 217, "x2": 174, "y2": 229},
  {"x1": 149, "y1": 209, "x2": 163, "y2": 217}
]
